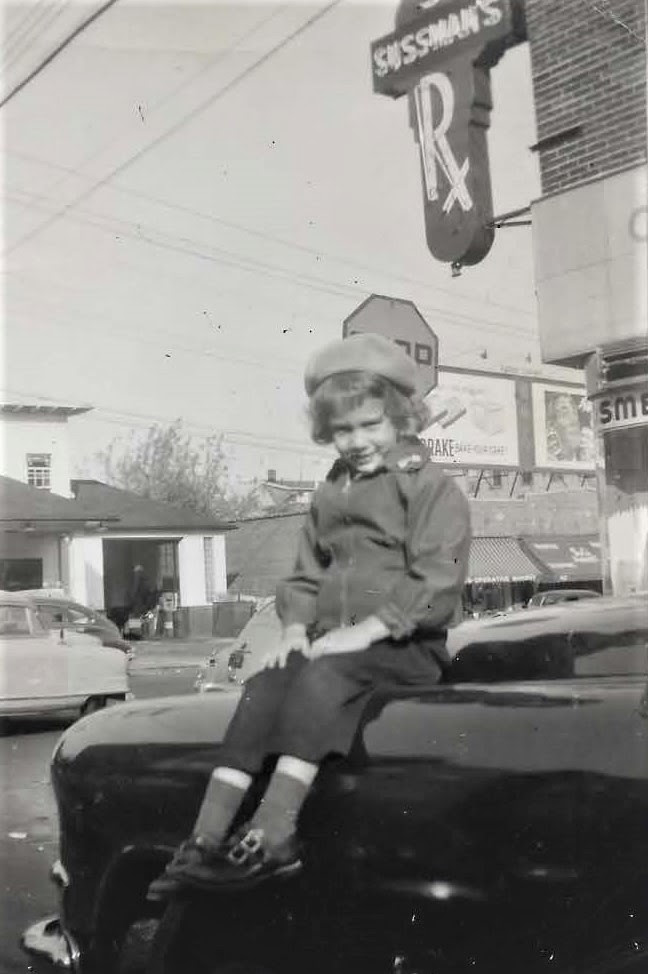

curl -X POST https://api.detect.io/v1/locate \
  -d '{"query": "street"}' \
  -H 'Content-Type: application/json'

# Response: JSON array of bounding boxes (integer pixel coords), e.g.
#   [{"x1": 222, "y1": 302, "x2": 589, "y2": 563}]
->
[{"x1": 0, "y1": 639, "x2": 226, "y2": 974}]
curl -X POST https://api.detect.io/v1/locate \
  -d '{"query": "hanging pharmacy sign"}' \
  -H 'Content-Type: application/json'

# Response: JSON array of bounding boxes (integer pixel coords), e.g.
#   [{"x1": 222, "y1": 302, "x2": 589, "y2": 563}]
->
[{"x1": 370, "y1": 0, "x2": 525, "y2": 267}]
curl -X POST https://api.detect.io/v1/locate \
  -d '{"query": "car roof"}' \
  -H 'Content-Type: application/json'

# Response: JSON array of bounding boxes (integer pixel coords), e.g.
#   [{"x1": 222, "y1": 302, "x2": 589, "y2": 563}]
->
[
  {"x1": 0, "y1": 590, "x2": 37, "y2": 606},
  {"x1": 447, "y1": 592, "x2": 648, "y2": 652},
  {"x1": 532, "y1": 588, "x2": 600, "y2": 598}
]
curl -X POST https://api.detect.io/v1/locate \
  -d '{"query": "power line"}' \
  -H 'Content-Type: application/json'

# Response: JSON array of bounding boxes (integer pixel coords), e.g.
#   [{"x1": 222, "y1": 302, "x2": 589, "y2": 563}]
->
[
  {"x1": 2, "y1": 0, "x2": 51, "y2": 62},
  {"x1": 2, "y1": 0, "x2": 73, "y2": 74},
  {"x1": 6, "y1": 300, "x2": 305, "y2": 376},
  {"x1": 6, "y1": 148, "x2": 537, "y2": 321},
  {"x1": 3, "y1": 0, "x2": 343, "y2": 255},
  {"x1": 0, "y1": 0, "x2": 120, "y2": 109},
  {"x1": 6, "y1": 6, "x2": 285, "y2": 192},
  {"x1": 0, "y1": 385, "x2": 327, "y2": 454},
  {"x1": 6, "y1": 188, "x2": 537, "y2": 339}
]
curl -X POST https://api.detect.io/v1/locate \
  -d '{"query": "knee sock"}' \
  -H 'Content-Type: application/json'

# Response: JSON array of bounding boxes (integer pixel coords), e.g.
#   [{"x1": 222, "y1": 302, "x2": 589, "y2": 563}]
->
[
  {"x1": 249, "y1": 755, "x2": 319, "y2": 848},
  {"x1": 193, "y1": 767, "x2": 252, "y2": 845}
]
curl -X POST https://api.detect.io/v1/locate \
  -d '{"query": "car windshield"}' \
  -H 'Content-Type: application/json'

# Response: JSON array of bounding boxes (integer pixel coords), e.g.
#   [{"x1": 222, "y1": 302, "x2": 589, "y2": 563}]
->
[{"x1": 0, "y1": 605, "x2": 34, "y2": 635}]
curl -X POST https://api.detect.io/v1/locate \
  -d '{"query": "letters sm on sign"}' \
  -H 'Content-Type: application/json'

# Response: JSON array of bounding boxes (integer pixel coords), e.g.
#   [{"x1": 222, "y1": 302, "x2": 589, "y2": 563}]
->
[{"x1": 594, "y1": 381, "x2": 648, "y2": 434}]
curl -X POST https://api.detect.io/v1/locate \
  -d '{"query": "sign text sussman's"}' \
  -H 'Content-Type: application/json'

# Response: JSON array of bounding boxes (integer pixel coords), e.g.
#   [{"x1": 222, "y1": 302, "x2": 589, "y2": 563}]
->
[{"x1": 371, "y1": 0, "x2": 510, "y2": 97}]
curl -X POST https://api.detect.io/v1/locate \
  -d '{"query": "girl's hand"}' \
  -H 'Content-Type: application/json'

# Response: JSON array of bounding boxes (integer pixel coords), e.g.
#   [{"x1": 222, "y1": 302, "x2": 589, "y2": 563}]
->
[
  {"x1": 308, "y1": 616, "x2": 390, "y2": 657},
  {"x1": 262, "y1": 623, "x2": 310, "y2": 669}
]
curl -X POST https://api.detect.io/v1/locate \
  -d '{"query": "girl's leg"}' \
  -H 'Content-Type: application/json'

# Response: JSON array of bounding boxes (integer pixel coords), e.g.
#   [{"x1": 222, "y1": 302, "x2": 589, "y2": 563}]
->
[
  {"x1": 192, "y1": 766, "x2": 253, "y2": 845},
  {"x1": 244, "y1": 755, "x2": 318, "y2": 848},
  {"x1": 147, "y1": 659, "x2": 307, "y2": 900}
]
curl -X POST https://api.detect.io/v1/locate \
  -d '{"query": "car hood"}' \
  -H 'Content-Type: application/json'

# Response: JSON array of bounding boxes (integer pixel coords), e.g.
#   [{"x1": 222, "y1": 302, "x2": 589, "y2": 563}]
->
[{"x1": 55, "y1": 690, "x2": 244, "y2": 761}]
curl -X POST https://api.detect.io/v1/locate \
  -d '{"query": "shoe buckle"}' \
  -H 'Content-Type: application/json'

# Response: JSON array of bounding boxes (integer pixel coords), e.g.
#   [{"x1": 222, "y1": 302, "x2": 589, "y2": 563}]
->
[{"x1": 227, "y1": 829, "x2": 263, "y2": 866}]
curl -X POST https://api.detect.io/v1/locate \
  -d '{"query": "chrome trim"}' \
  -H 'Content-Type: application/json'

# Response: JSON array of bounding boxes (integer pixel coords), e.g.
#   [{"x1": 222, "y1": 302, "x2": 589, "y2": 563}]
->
[
  {"x1": 50, "y1": 859, "x2": 70, "y2": 889},
  {"x1": 21, "y1": 916, "x2": 82, "y2": 971}
]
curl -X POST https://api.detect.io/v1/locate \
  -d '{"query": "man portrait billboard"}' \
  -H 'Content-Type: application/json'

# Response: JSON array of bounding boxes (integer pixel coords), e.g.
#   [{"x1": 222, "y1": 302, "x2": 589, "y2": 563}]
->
[{"x1": 534, "y1": 386, "x2": 595, "y2": 469}]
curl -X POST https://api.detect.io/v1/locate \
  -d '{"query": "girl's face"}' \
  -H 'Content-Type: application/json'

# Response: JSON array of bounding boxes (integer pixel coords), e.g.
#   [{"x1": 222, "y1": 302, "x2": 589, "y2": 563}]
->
[{"x1": 329, "y1": 397, "x2": 398, "y2": 474}]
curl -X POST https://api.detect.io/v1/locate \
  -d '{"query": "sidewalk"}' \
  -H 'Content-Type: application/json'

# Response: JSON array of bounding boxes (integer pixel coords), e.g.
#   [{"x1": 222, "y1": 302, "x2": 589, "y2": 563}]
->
[{"x1": 129, "y1": 636, "x2": 234, "y2": 671}]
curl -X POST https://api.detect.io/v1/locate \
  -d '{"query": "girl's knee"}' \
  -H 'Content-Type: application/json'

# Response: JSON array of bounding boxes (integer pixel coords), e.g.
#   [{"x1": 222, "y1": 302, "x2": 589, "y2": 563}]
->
[{"x1": 294, "y1": 655, "x2": 348, "y2": 694}]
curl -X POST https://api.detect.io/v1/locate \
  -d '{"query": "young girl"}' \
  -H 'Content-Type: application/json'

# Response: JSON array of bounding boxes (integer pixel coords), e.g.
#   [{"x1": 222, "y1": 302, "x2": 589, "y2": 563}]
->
[{"x1": 148, "y1": 332, "x2": 471, "y2": 898}]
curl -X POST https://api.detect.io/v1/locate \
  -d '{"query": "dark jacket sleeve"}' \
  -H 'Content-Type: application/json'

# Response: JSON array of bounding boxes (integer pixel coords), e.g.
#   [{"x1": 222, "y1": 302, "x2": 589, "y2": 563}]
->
[
  {"x1": 376, "y1": 467, "x2": 471, "y2": 638},
  {"x1": 275, "y1": 502, "x2": 328, "y2": 628}
]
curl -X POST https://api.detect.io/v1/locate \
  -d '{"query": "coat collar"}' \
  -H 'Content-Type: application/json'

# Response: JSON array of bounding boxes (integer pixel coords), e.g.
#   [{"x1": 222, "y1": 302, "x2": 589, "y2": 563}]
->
[{"x1": 326, "y1": 438, "x2": 430, "y2": 481}]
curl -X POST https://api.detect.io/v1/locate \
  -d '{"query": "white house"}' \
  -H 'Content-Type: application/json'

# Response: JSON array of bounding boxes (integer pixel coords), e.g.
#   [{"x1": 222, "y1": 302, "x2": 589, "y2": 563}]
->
[
  {"x1": 0, "y1": 401, "x2": 235, "y2": 633},
  {"x1": 0, "y1": 400, "x2": 90, "y2": 498}
]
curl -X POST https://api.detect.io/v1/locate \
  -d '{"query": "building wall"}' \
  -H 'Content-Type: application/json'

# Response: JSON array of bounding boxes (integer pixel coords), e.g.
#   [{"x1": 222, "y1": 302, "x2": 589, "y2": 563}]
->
[
  {"x1": 68, "y1": 535, "x2": 104, "y2": 608},
  {"x1": 0, "y1": 414, "x2": 73, "y2": 497},
  {"x1": 178, "y1": 534, "x2": 208, "y2": 607},
  {"x1": 526, "y1": 0, "x2": 648, "y2": 596},
  {"x1": 532, "y1": 164, "x2": 647, "y2": 364},
  {"x1": 526, "y1": 0, "x2": 646, "y2": 195},
  {"x1": 526, "y1": 0, "x2": 647, "y2": 366}
]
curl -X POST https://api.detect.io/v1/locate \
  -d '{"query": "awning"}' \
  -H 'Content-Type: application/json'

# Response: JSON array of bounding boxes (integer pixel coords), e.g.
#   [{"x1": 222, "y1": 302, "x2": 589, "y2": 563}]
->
[
  {"x1": 522, "y1": 535, "x2": 602, "y2": 582},
  {"x1": 467, "y1": 537, "x2": 541, "y2": 584}
]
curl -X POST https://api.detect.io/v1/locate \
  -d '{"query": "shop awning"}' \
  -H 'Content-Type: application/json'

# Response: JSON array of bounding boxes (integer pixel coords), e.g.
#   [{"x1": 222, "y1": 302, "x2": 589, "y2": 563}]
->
[
  {"x1": 522, "y1": 535, "x2": 601, "y2": 582},
  {"x1": 467, "y1": 537, "x2": 541, "y2": 584}
]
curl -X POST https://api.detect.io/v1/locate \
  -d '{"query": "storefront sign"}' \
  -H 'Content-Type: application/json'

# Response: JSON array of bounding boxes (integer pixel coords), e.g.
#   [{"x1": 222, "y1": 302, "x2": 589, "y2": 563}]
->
[
  {"x1": 371, "y1": 0, "x2": 512, "y2": 97},
  {"x1": 370, "y1": 0, "x2": 524, "y2": 267},
  {"x1": 421, "y1": 370, "x2": 519, "y2": 466},
  {"x1": 594, "y1": 381, "x2": 648, "y2": 433}
]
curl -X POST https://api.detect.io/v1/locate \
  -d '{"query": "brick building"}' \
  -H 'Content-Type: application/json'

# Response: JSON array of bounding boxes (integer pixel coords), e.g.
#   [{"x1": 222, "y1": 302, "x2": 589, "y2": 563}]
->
[
  {"x1": 527, "y1": 0, "x2": 645, "y2": 196},
  {"x1": 526, "y1": 0, "x2": 648, "y2": 594}
]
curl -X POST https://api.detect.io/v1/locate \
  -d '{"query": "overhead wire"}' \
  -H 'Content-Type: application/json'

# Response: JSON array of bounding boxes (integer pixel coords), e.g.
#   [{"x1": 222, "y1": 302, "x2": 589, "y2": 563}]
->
[
  {"x1": 2, "y1": 0, "x2": 73, "y2": 73},
  {"x1": 0, "y1": 0, "x2": 120, "y2": 109},
  {"x1": 0, "y1": 386, "x2": 328, "y2": 455},
  {"x1": 5, "y1": 188, "x2": 537, "y2": 339},
  {"x1": 1, "y1": 0, "x2": 50, "y2": 60},
  {"x1": 3, "y1": 0, "x2": 343, "y2": 255},
  {"x1": 5, "y1": 148, "x2": 537, "y2": 321},
  {"x1": 7, "y1": 5, "x2": 286, "y2": 194}
]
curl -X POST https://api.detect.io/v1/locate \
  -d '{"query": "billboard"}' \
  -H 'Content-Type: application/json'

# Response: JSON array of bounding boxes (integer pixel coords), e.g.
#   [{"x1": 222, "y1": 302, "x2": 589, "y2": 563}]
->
[
  {"x1": 532, "y1": 383, "x2": 595, "y2": 471},
  {"x1": 421, "y1": 371, "x2": 518, "y2": 467}
]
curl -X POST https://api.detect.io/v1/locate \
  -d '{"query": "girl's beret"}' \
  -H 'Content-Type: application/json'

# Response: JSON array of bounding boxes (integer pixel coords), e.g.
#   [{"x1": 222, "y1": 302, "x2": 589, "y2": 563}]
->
[{"x1": 305, "y1": 333, "x2": 418, "y2": 396}]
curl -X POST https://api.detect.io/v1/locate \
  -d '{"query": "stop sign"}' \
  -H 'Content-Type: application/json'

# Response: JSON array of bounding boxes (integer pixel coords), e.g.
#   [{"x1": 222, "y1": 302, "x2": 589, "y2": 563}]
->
[{"x1": 343, "y1": 294, "x2": 439, "y2": 395}]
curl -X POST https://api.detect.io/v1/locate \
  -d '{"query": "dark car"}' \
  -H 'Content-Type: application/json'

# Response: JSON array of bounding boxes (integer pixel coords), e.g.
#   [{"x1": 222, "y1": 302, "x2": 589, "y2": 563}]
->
[
  {"x1": 24, "y1": 591, "x2": 133, "y2": 656},
  {"x1": 527, "y1": 588, "x2": 602, "y2": 608},
  {"x1": 22, "y1": 594, "x2": 648, "y2": 974}
]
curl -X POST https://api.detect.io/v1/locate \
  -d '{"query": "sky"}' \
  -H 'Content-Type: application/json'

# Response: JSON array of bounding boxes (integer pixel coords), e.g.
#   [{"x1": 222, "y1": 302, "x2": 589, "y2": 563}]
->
[{"x1": 1, "y1": 0, "x2": 564, "y2": 488}]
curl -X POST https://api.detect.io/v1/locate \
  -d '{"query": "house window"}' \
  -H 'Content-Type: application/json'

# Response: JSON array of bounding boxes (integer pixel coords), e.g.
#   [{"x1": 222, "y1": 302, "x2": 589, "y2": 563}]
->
[
  {"x1": 490, "y1": 471, "x2": 503, "y2": 489},
  {"x1": 26, "y1": 453, "x2": 52, "y2": 489},
  {"x1": 521, "y1": 471, "x2": 533, "y2": 486},
  {"x1": 204, "y1": 536, "x2": 215, "y2": 602},
  {"x1": 0, "y1": 558, "x2": 43, "y2": 591},
  {"x1": 158, "y1": 542, "x2": 177, "y2": 591}
]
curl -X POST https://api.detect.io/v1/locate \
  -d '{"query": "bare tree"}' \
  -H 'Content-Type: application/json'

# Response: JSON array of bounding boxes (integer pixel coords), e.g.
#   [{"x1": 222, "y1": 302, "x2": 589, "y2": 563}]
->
[{"x1": 94, "y1": 420, "x2": 259, "y2": 519}]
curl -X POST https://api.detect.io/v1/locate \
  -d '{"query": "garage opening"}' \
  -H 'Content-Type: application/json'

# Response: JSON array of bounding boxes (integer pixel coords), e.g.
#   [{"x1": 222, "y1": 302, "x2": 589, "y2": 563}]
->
[{"x1": 102, "y1": 539, "x2": 179, "y2": 631}]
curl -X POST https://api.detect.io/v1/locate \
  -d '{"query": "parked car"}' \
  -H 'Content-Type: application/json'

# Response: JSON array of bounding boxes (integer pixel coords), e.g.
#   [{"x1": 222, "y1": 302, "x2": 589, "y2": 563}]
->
[
  {"x1": 23, "y1": 589, "x2": 134, "y2": 655},
  {"x1": 526, "y1": 587, "x2": 602, "y2": 608},
  {"x1": 0, "y1": 592, "x2": 131, "y2": 719},
  {"x1": 21, "y1": 593, "x2": 648, "y2": 974},
  {"x1": 194, "y1": 594, "x2": 610, "y2": 692},
  {"x1": 194, "y1": 599, "x2": 281, "y2": 691}
]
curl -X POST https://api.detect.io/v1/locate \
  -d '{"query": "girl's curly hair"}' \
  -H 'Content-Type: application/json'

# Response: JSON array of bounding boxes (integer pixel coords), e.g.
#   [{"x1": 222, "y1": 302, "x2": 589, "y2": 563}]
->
[{"x1": 308, "y1": 371, "x2": 431, "y2": 445}]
